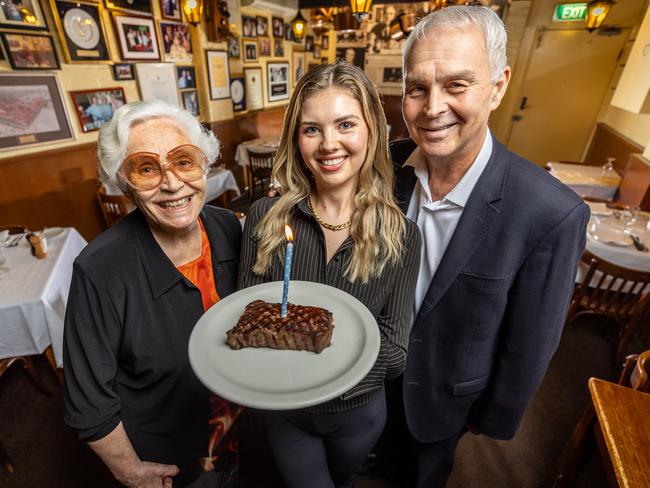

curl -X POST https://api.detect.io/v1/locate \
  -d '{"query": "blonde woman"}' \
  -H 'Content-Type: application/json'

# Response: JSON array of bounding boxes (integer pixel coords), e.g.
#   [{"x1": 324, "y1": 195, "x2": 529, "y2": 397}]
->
[{"x1": 239, "y1": 63, "x2": 420, "y2": 488}]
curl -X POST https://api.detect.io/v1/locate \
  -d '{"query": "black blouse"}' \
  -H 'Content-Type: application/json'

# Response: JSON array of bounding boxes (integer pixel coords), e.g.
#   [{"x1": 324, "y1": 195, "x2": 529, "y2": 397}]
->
[{"x1": 63, "y1": 206, "x2": 241, "y2": 486}]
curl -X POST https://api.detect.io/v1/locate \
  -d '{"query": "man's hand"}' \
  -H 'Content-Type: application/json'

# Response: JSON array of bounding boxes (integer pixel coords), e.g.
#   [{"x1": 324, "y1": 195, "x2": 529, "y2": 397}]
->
[{"x1": 118, "y1": 461, "x2": 179, "y2": 488}]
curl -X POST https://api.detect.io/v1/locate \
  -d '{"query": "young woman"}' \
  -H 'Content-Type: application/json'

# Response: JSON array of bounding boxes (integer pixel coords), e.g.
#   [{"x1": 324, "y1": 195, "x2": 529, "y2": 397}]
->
[{"x1": 239, "y1": 63, "x2": 421, "y2": 488}]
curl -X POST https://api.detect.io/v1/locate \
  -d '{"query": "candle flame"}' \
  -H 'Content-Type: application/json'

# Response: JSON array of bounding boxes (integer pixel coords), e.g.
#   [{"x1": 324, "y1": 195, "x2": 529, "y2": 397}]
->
[{"x1": 285, "y1": 225, "x2": 293, "y2": 242}]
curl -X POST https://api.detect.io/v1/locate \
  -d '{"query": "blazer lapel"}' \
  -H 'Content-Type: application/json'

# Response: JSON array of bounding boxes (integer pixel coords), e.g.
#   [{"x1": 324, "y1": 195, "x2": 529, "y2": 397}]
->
[
  {"x1": 413, "y1": 140, "x2": 509, "y2": 328},
  {"x1": 396, "y1": 165, "x2": 417, "y2": 214}
]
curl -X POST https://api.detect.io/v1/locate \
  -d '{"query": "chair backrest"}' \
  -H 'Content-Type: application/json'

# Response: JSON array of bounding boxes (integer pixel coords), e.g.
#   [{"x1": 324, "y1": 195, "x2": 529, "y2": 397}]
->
[
  {"x1": 574, "y1": 250, "x2": 650, "y2": 323},
  {"x1": 0, "y1": 225, "x2": 28, "y2": 235},
  {"x1": 247, "y1": 149, "x2": 275, "y2": 175},
  {"x1": 96, "y1": 187, "x2": 130, "y2": 228},
  {"x1": 618, "y1": 350, "x2": 650, "y2": 392}
]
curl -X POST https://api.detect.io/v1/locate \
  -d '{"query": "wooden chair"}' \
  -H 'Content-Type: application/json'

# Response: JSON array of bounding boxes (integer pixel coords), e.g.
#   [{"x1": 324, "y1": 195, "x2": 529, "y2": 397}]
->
[
  {"x1": 552, "y1": 350, "x2": 650, "y2": 487},
  {"x1": 246, "y1": 149, "x2": 275, "y2": 202},
  {"x1": 569, "y1": 250, "x2": 650, "y2": 365},
  {"x1": 96, "y1": 187, "x2": 130, "y2": 228}
]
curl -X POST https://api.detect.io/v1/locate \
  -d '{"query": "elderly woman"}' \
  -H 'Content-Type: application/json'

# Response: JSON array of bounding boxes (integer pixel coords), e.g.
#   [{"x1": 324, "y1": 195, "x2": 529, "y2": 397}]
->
[
  {"x1": 239, "y1": 63, "x2": 421, "y2": 488},
  {"x1": 63, "y1": 100, "x2": 241, "y2": 487}
]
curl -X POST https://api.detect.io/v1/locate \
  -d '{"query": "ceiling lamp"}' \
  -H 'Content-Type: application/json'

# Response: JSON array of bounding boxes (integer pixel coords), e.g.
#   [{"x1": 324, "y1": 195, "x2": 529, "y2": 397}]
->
[
  {"x1": 311, "y1": 7, "x2": 333, "y2": 35},
  {"x1": 350, "y1": 0, "x2": 372, "y2": 21},
  {"x1": 585, "y1": 0, "x2": 614, "y2": 32},
  {"x1": 291, "y1": 9, "x2": 307, "y2": 41},
  {"x1": 389, "y1": 12, "x2": 417, "y2": 40},
  {"x1": 430, "y1": 0, "x2": 447, "y2": 10},
  {"x1": 181, "y1": 0, "x2": 203, "y2": 26}
]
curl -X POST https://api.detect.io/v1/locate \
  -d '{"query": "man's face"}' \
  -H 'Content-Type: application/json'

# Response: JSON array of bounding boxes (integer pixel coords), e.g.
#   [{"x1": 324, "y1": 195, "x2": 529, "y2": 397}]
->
[{"x1": 402, "y1": 25, "x2": 510, "y2": 168}]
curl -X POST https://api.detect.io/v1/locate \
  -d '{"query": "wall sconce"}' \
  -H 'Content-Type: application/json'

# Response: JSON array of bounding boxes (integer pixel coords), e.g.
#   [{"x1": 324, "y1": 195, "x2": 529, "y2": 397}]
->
[
  {"x1": 585, "y1": 0, "x2": 614, "y2": 32},
  {"x1": 389, "y1": 12, "x2": 417, "y2": 40},
  {"x1": 181, "y1": 0, "x2": 203, "y2": 26},
  {"x1": 350, "y1": 0, "x2": 372, "y2": 21},
  {"x1": 291, "y1": 10, "x2": 307, "y2": 41},
  {"x1": 430, "y1": 0, "x2": 447, "y2": 10}
]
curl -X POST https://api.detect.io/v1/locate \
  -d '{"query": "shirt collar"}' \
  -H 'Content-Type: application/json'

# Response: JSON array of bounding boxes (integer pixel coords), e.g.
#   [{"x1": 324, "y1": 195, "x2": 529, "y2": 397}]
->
[{"x1": 404, "y1": 130, "x2": 493, "y2": 208}]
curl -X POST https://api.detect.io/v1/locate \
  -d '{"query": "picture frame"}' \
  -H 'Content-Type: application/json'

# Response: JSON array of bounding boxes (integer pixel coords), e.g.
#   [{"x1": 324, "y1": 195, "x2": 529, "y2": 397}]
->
[
  {"x1": 243, "y1": 40, "x2": 256, "y2": 62},
  {"x1": 113, "y1": 14, "x2": 160, "y2": 61},
  {"x1": 176, "y1": 65, "x2": 195, "y2": 89},
  {"x1": 321, "y1": 35, "x2": 329, "y2": 49},
  {"x1": 291, "y1": 48, "x2": 304, "y2": 87},
  {"x1": 159, "y1": 0, "x2": 180, "y2": 21},
  {"x1": 159, "y1": 20, "x2": 192, "y2": 62},
  {"x1": 273, "y1": 39, "x2": 283, "y2": 58},
  {"x1": 227, "y1": 37, "x2": 240, "y2": 58},
  {"x1": 181, "y1": 89, "x2": 199, "y2": 115},
  {"x1": 244, "y1": 66, "x2": 262, "y2": 111},
  {"x1": 256, "y1": 15, "x2": 268, "y2": 37},
  {"x1": 284, "y1": 23, "x2": 293, "y2": 42},
  {"x1": 0, "y1": 0, "x2": 47, "y2": 30},
  {"x1": 0, "y1": 32, "x2": 60, "y2": 70},
  {"x1": 305, "y1": 35, "x2": 314, "y2": 52},
  {"x1": 70, "y1": 87, "x2": 127, "y2": 132},
  {"x1": 112, "y1": 63, "x2": 135, "y2": 80},
  {"x1": 105, "y1": 0, "x2": 152, "y2": 17},
  {"x1": 314, "y1": 46, "x2": 320, "y2": 59},
  {"x1": 50, "y1": 0, "x2": 111, "y2": 63},
  {"x1": 272, "y1": 16, "x2": 283, "y2": 38},
  {"x1": 0, "y1": 73, "x2": 73, "y2": 151},
  {"x1": 258, "y1": 37, "x2": 270, "y2": 57},
  {"x1": 230, "y1": 75, "x2": 245, "y2": 112},
  {"x1": 135, "y1": 62, "x2": 179, "y2": 106},
  {"x1": 241, "y1": 15, "x2": 256, "y2": 38},
  {"x1": 205, "y1": 49, "x2": 230, "y2": 100},
  {"x1": 266, "y1": 61, "x2": 289, "y2": 103},
  {"x1": 336, "y1": 46, "x2": 365, "y2": 70}
]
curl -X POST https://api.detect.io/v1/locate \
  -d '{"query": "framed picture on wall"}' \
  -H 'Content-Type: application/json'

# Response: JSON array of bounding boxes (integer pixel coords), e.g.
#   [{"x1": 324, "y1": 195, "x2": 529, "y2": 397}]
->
[
  {"x1": 256, "y1": 15, "x2": 268, "y2": 37},
  {"x1": 105, "y1": 0, "x2": 152, "y2": 17},
  {"x1": 241, "y1": 15, "x2": 256, "y2": 38},
  {"x1": 272, "y1": 17, "x2": 283, "y2": 38},
  {"x1": 305, "y1": 35, "x2": 314, "y2": 52},
  {"x1": 176, "y1": 66, "x2": 195, "y2": 89},
  {"x1": 227, "y1": 37, "x2": 240, "y2": 58},
  {"x1": 274, "y1": 39, "x2": 283, "y2": 57},
  {"x1": 205, "y1": 50, "x2": 230, "y2": 100},
  {"x1": 181, "y1": 89, "x2": 199, "y2": 115},
  {"x1": 51, "y1": 0, "x2": 111, "y2": 63},
  {"x1": 0, "y1": 32, "x2": 60, "y2": 70},
  {"x1": 230, "y1": 75, "x2": 245, "y2": 112},
  {"x1": 284, "y1": 23, "x2": 293, "y2": 42},
  {"x1": 159, "y1": 0, "x2": 180, "y2": 21},
  {"x1": 113, "y1": 14, "x2": 160, "y2": 60},
  {"x1": 70, "y1": 87, "x2": 127, "y2": 132},
  {"x1": 0, "y1": 73, "x2": 73, "y2": 151},
  {"x1": 267, "y1": 61, "x2": 289, "y2": 103},
  {"x1": 244, "y1": 67, "x2": 262, "y2": 111},
  {"x1": 243, "y1": 40, "x2": 256, "y2": 62},
  {"x1": 135, "y1": 62, "x2": 179, "y2": 106},
  {"x1": 0, "y1": 0, "x2": 47, "y2": 30},
  {"x1": 258, "y1": 37, "x2": 270, "y2": 57},
  {"x1": 159, "y1": 20, "x2": 192, "y2": 62},
  {"x1": 321, "y1": 35, "x2": 329, "y2": 49},
  {"x1": 112, "y1": 63, "x2": 135, "y2": 80},
  {"x1": 292, "y1": 48, "x2": 304, "y2": 87}
]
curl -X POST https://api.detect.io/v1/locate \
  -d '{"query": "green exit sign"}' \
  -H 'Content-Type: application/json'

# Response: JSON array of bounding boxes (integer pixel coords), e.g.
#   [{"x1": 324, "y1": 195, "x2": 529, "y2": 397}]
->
[{"x1": 553, "y1": 3, "x2": 588, "y2": 21}]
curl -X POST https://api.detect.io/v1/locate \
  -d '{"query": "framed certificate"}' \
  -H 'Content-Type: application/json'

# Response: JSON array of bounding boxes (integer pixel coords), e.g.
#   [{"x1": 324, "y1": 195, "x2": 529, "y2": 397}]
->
[
  {"x1": 135, "y1": 62, "x2": 179, "y2": 106},
  {"x1": 244, "y1": 67, "x2": 263, "y2": 111},
  {"x1": 205, "y1": 50, "x2": 230, "y2": 100},
  {"x1": 51, "y1": 0, "x2": 111, "y2": 63},
  {"x1": 266, "y1": 61, "x2": 289, "y2": 103}
]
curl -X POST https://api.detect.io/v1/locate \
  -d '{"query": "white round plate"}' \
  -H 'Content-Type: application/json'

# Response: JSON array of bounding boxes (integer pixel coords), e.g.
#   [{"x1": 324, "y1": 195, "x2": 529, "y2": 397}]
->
[
  {"x1": 189, "y1": 281, "x2": 380, "y2": 410},
  {"x1": 589, "y1": 226, "x2": 632, "y2": 247},
  {"x1": 63, "y1": 8, "x2": 100, "y2": 49}
]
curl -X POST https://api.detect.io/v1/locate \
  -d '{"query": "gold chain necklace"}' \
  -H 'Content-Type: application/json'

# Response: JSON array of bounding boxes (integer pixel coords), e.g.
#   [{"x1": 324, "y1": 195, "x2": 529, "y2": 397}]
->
[{"x1": 307, "y1": 196, "x2": 352, "y2": 231}]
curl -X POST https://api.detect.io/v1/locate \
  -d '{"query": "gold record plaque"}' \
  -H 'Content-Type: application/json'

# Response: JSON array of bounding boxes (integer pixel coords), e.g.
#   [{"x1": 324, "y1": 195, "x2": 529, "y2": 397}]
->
[{"x1": 52, "y1": 0, "x2": 111, "y2": 62}]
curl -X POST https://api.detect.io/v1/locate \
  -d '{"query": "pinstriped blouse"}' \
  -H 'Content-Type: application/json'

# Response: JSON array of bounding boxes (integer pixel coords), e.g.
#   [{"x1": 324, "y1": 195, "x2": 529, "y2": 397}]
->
[{"x1": 238, "y1": 197, "x2": 421, "y2": 413}]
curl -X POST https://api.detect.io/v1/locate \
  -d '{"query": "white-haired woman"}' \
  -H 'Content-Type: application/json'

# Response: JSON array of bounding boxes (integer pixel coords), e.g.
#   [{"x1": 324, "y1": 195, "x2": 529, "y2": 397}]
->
[
  {"x1": 239, "y1": 63, "x2": 421, "y2": 488},
  {"x1": 64, "y1": 100, "x2": 241, "y2": 488}
]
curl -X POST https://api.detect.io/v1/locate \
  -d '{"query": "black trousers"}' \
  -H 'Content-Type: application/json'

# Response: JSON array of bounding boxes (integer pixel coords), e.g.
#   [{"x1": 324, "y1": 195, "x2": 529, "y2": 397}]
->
[{"x1": 374, "y1": 376, "x2": 464, "y2": 488}]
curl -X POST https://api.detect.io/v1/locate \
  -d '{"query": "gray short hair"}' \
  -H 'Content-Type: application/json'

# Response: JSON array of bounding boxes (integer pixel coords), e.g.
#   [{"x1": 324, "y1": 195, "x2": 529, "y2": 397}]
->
[
  {"x1": 97, "y1": 100, "x2": 220, "y2": 187},
  {"x1": 403, "y1": 6, "x2": 508, "y2": 84}
]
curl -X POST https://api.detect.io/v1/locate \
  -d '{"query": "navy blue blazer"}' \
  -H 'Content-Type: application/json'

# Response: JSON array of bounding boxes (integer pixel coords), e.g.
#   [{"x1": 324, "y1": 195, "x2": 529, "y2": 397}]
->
[{"x1": 392, "y1": 136, "x2": 590, "y2": 442}]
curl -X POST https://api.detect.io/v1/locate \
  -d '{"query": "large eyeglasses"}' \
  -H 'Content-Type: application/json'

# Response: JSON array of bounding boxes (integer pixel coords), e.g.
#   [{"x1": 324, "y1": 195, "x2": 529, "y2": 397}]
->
[{"x1": 119, "y1": 144, "x2": 208, "y2": 191}]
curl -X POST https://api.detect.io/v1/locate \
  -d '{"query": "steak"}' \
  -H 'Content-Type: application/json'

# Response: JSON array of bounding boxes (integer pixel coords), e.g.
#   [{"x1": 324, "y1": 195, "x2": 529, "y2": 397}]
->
[{"x1": 226, "y1": 300, "x2": 334, "y2": 353}]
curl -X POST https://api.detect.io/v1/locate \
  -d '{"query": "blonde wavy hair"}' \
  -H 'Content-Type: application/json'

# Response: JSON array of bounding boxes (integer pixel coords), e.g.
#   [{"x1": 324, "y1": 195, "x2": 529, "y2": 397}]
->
[{"x1": 252, "y1": 62, "x2": 406, "y2": 283}]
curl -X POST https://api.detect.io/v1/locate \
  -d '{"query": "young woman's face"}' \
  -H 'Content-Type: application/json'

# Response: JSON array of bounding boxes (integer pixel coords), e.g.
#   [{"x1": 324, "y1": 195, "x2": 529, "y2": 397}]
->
[{"x1": 298, "y1": 87, "x2": 369, "y2": 194}]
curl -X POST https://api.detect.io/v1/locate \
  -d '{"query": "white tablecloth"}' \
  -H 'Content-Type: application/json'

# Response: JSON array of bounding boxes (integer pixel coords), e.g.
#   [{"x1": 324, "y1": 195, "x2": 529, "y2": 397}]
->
[
  {"x1": 548, "y1": 162, "x2": 620, "y2": 201},
  {"x1": 206, "y1": 168, "x2": 240, "y2": 202},
  {"x1": 234, "y1": 137, "x2": 280, "y2": 167},
  {"x1": 0, "y1": 228, "x2": 87, "y2": 367},
  {"x1": 585, "y1": 213, "x2": 650, "y2": 272}
]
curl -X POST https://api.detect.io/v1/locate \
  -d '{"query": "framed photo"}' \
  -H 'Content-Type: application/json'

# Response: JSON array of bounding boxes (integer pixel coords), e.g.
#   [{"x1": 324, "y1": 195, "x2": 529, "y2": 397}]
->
[
  {"x1": 0, "y1": 32, "x2": 60, "y2": 70},
  {"x1": 258, "y1": 37, "x2": 270, "y2": 57},
  {"x1": 0, "y1": 74, "x2": 73, "y2": 151},
  {"x1": 70, "y1": 87, "x2": 126, "y2": 132},
  {"x1": 135, "y1": 62, "x2": 179, "y2": 106},
  {"x1": 336, "y1": 47, "x2": 365, "y2": 70},
  {"x1": 321, "y1": 35, "x2": 329, "y2": 50},
  {"x1": 112, "y1": 63, "x2": 135, "y2": 80},
  {"x1": 159, "y1": 0, "x2": 180, "y2": 21},
  {"x1": 243, "y1": 40, "x2": 256, "y2": 62},
  {"x1": 241, "y1": 15, "x2": 256, "y2": 38},
  {"x1": 305, "y1": 35, "x2": 314, "y2": 52},
  {"x1": 176, "y1": 66, "x2": 195, "y2": 89},
  {"x1": 256, "y1": 15, "x2": 268, "y2": 37},
  {"x1": 205, "y1": 50, "x2": 230, "y2": 100},
  {"x1": 273, "y1": 39, "x2": 283, "y2": 58},
  {"x1": 159, "y1": 20, "x2": 192, "y2": 62},
  {"x1": 113, "y1": 14, "x2": 160, "y2": 60},
  {"x1": 292, "y1": 48, "x2": 304, "y2": 87},
  {"x1": 181, "y1": 89, "x2": 199, "y2": 115},
  {"x1": 266, "y1": 61, "x2": 289, "y2": 103},
  {"x1": 244, "y1": 67, "x2": 262, "y2": 111},
  {"x1": 230, "y1": 75, "x2": 245, "y2": 112},
  {"x1": 272, "y1": 17, "x2": 283, "y2": 38},
  {"x1": 284, "y1": 23, "x2": 293, "y2": 42},
  {"x1": 51, "y1": 0, "x2": 111, "y2": 63},
  {"x1": 0, "y1": 0, "x2": 47, "y2": 30},
  {"x1": 105, "y1": 0, "x2": 152, "y2": 17},
  {"x1": 314, "y1": 46, "x2": 320, "y2": 59},
  {"x1": 227, "y1": 37, "x2": 240, "y2": 58}
]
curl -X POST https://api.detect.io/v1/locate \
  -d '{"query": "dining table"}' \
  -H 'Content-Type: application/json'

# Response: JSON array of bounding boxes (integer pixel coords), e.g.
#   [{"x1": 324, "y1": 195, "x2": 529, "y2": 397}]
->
[
  {"x1": 234, "y1": 136, "x2": 280, "y2": 190},
  {"x1": 548, "y1": 162, "x2": 621, "y2": 201},
  {"x1": 0, "y1": 227, "x2": 87, "y2": 372}
]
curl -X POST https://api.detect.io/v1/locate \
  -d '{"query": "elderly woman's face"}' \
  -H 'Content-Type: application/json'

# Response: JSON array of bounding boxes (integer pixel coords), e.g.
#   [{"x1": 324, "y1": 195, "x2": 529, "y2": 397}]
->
[{"x1": 124, "y1": 117, "x2": 206, "y2": 235}]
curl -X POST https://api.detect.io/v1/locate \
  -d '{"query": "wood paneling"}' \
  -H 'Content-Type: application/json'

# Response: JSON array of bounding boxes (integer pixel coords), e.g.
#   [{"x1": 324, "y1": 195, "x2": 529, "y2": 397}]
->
[
  {"x1": 383, "y1": 95, "x2": 410, "y2": 141},
  {"x1": 585, "y1": 123, "x2": 644, "y2": 173},
  {"x1": 617, "y1": 153, "x2": 650, "y2": 210}
]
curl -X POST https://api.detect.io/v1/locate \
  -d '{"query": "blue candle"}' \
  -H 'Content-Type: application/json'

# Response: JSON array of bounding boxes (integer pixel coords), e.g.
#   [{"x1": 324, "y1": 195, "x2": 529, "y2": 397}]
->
[{"x1": 281, "y1": 225, "x2": 294, "y2": 318}]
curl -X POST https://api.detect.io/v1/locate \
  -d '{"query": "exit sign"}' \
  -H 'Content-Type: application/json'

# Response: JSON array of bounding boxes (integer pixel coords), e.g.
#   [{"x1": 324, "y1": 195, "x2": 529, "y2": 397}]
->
[{"x1": 553, "y1": 3, "x2": 588, "y2": 22}]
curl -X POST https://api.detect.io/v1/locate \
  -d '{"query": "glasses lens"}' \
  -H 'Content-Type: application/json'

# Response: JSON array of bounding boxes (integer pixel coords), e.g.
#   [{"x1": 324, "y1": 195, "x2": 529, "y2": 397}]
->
[
  {"x1": 123, "y1": 153, "x2": 163, "y2": 189},
  {"x1": 169, "y1": 145, "x2": 206, "y2": 182}
]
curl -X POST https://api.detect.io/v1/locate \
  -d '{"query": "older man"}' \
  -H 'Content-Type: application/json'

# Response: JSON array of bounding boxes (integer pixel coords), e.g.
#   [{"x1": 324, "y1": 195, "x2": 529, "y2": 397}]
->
[{"x1": 379, "y1": 6, "x2": 590, "y2": 487}]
